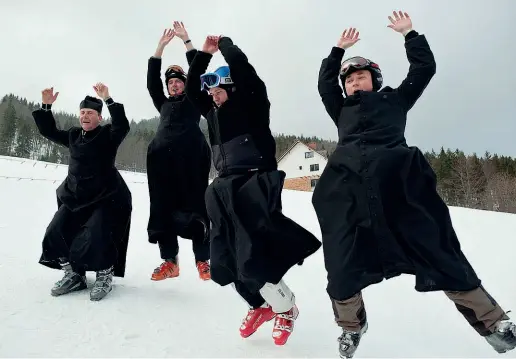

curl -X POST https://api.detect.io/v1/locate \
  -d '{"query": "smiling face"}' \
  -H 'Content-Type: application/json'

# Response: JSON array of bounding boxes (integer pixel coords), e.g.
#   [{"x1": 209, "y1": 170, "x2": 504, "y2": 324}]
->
[
  {"x1": 167, "y1": 77, "x2": 185, "y2": 96},
  {"x1": 209, "y1": 87, "x2": 228, "y2": 106},
  {"x1": 344, "y1": 69, "x2": 373, "y2": 96},
  {"x1": 79, "y1": 108, "x2": 102, "y2": 131}
]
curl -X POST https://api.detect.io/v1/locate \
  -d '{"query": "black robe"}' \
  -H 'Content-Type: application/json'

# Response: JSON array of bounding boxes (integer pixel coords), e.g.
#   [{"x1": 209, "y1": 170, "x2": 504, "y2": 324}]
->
[
  {"x1": 205, "y1": 170, "x2": 322, "y2": 293},
  {"x1": 185, "y1": 37, "x2": 322, "y2": 292},
  {"x1": 32, "y1": 100, "x2": 132, "y2": 277},
  {"x1": 312, "y1": 31, "x2": 481, "y2": 301},
  {"x1": 146, "y1": 51, "x2": 211, "y2": 243}
]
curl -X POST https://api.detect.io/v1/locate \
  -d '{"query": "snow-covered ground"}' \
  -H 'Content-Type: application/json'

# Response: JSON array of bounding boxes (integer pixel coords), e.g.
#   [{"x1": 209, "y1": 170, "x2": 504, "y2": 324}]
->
[{"x1": 0, "y1": 155, "x2": 514, "y2": 358}]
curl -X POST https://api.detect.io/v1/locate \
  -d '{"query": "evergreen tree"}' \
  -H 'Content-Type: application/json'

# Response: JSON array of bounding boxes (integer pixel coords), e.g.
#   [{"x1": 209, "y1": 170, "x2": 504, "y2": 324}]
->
[
  {"x1": 0, "y1": 99, "x2": 18, "y2": 155},
  {"x1": 14, "y1": 123, "x2": 33, "y2": 158}
]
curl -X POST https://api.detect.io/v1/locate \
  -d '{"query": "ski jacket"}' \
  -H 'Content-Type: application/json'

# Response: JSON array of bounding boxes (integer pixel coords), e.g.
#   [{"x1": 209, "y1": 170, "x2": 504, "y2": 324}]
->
[{"x1": 185, "y1": 37, "x2": 277, "y2": 177}]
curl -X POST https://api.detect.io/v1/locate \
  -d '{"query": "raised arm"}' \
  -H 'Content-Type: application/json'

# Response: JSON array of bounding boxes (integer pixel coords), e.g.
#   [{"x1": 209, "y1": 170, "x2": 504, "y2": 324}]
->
[
  {"x1": 184, "y1": 46, "x2": 215, "y2": 118},
  {"x1": 388, "y1": 11, "x2": 436, "y2": 112},
  {"x1": 105, "y1": 98, "x2": 130, "y2": 147},
  {"x1": 147, "y1": 29, "x2": 175, "y2": 112},
  {"x1": 32, "y1": 88, "x2": 69, "y2": 147},
  {"x1": 147, "y1": 57, "x2": 167, "y2": 112},
  {"x1": 217, "y1": 36, "x2": 267, "y2": 101},
  {"x1": 318, "y1": 47, "x2": 345, "y2": 125},
  {"x1": 172, "y1": 21, "x2": 198, "y2": 66},
  {"x1": 93, "y1": 83, "x2": 130, "y2": 147},
  {"x1": 395, "y1": 31, "x2": 436, "y2": 112},
  {"x1": 318, "y1": 28, "x2": 360, "y2": 125}
]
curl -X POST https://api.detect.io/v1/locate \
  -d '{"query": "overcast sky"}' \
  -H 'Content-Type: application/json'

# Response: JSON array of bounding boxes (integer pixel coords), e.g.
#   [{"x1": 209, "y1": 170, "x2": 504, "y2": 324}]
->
[{"x1": 1, "y1": 0, "x2": 515, "y2": 156}]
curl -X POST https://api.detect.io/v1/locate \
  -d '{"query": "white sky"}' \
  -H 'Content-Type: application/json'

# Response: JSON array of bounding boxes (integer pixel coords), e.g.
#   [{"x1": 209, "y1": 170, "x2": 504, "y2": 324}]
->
[{"x1": 1, "y1": 0, "x2": 515, "y2": 156}]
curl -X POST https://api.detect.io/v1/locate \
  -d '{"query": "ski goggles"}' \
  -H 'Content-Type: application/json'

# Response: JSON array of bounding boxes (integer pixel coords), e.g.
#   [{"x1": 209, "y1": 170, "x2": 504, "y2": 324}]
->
[
  {"x1": 339, "y1": 56, "x2": 376, "y2": 76},
  {"x1": 200, "y1": 72, "x2": 233, "y2": 90},
  {"x1": 166, "y1": 65, "x2": 185, "y2": 74}
]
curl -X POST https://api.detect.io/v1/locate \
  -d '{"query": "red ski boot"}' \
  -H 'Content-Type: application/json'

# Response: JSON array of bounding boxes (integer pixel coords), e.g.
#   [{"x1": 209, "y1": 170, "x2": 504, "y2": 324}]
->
[
  {"x1": 196, "y1": 261, "x2": 211, "y2": 281},
  {"x1": 239, "y1": 304, "x2": 276, "y2": 338},
  {"x1": 151, "y1": 259, "x2": 179, "y2": 281},
  {"x1": 272, "y1": 304, "x2": 299, "y2": 345}
]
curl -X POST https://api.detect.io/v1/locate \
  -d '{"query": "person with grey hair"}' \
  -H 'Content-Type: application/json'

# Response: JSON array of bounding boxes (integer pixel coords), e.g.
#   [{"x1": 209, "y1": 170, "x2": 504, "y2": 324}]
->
[{"x1": 32, "y1": 83, "x2": 132, "y2": 302}]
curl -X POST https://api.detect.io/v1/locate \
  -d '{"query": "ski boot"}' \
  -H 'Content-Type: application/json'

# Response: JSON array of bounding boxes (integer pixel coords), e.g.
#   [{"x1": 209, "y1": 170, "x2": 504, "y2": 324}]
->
[
  {"x1": 196, "y1": 260, "x2": 211, "y2": 281},
  {"x1": 485, "y1": 320, "x2": 516, "y2": 354},
  {"x1": 90, "y1": 266, "x2": 113, "y2": 301},
  {"x1": 51, "y1": 261, "x2": 87, "y2": 296},
  {"x1": 239, "y1": 303, "x2": 276, "y2": 338},
  {"x1": 151, "y1": 257, "x2": 179, "y2": 280},
  {"x1": 272, "y1": 304, "x2": 299, "y2": 345},
  {"x1": 337, "y1": 321, "x2": 368, "y2": 359}
]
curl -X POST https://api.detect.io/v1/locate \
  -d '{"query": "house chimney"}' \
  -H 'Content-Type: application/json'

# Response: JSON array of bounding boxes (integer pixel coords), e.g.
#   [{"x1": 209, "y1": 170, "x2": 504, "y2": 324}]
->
[{"x1": 307, "y1": 142, "x2": 317, "y2": 150}]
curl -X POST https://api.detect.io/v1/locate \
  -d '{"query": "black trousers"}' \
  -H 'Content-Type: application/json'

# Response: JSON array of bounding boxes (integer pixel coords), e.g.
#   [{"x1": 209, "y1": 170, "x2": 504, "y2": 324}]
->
[
  {"x1": 233, "y1": 280, "x2": 267, "y2": 309},
  {"x1": 41, "y1": 204, "x2": 118, "y2": 274},
  {"x1": 157, "y1": 220, "x2": 209, "y2": 262}
]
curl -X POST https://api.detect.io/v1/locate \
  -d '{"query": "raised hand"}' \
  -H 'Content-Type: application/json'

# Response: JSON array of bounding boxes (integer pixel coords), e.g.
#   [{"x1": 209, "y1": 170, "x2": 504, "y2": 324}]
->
[
  {"x1": 158, "y1": 28, "x2": 175, "y2": 48},
  {"x1": 337, "y1": 28, "x2": 360, "y2": 50},
  {"x1": 42, "y1": 87, "x2": 59, "y2": 104},
  {"x1": 387, "y1": 11, "x2": 413, "y2": 35},
  {"x1": 202, "y1": 35, "x2": 220, "y2": 54},
  {"x1": 173, "y1": 21, "x2": 189, "y2": 41},
  {"x1": 93, "y1": 82, "x2": 110, "y2": 100}
]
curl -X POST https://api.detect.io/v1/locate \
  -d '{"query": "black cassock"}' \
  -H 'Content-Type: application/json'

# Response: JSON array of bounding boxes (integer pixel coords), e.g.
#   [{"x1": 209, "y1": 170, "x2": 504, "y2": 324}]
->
[
  {"x1": 313, "y1": 31, "x2": 481, "y2": 301},
  {"x1": 206, "y1": 170, "x2": 322, "y2": 293},
  {"x1": 32, "y1": 99, "x2": 132, "y2": 277},
  {"x1": 146, "y1": 52, "x2": 211, "y2": 246}
]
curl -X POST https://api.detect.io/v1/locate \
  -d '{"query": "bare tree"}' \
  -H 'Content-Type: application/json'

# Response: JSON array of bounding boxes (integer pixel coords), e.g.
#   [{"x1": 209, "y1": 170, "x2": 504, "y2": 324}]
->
[
  {"x1": 485, "y1": 173, "x2": 516, "y2": 213},
  {"x1": 452, "y1": 153, "x2": 487, "y2": 209}
]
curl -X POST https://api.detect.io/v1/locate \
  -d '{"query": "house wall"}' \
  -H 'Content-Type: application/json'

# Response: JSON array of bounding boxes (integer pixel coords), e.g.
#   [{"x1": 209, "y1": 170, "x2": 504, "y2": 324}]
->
[
  {"x1": 278, "y1": 143, "x2": 327, "y2": 179},
  {"x1": 283, "y1": 176, "x2": 320, "y2": 192}
]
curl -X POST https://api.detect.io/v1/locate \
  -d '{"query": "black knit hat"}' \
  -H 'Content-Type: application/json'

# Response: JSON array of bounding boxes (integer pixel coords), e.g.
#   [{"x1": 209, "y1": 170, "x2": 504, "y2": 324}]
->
[
  {"x1": 165, "y1": 65, "x2": 187, "y2": 86},
  {"x1": 80, "y1": 96, "x2": 102, "y2": 113}
]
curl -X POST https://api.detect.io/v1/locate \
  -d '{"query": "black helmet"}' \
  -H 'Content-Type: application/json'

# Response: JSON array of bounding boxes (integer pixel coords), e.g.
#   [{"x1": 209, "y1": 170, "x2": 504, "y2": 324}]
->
[{"x1": 339, "y1": 56, "x2": 383, "y2": 94}]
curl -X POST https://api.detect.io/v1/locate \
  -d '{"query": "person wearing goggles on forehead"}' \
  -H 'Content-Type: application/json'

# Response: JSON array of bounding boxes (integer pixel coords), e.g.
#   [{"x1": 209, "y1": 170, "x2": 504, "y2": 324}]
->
[
  {"x1": 146, "y1": 21, "x2": 212, "y2": 282},
  {"x1": 184, "y1": 35, "x2": 321, "y2": 346},
  {"x1": 314, "y1": 11, "x2": 515, "y2": 358}
]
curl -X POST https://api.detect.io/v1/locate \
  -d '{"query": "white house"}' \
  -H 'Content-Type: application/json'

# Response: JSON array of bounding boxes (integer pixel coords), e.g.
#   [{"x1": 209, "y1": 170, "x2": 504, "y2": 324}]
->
[{"x1": 277, "y1": 141, "x2": 328, "y2": 180}]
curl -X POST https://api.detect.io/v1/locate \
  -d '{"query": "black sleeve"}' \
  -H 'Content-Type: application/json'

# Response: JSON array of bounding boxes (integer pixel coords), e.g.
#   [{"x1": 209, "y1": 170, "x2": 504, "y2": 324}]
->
[
  {"x1": 184, "y1": 51, "x2": 214, "y2": 118},
  {"x1": 186, "y1": 49, "x2": 197, "y2": 66},
  {"x1": 32, "y1": 106, "x2": 70, "y2": 147},
  {"x1": 147, "y1": 57, "x2": 167, "y2": 112},
  {"x1": 317, "y1": 46, "x2": 345, "y2": 125},
  {"x1": 218, "y1": 37, "x2": 268, "y2": 106},
  {"x1": 105, "y1": 98, "x2": 130, "y2": 147},
  {"x1": 395, "y1": 30, "x2": 437, "y2": 112}
]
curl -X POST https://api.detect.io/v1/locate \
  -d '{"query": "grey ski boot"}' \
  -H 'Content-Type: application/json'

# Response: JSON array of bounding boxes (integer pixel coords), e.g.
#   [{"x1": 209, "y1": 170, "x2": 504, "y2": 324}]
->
[
  {"x1": 90, "y1": 266, "x2": 113, "y2": 301},
  {"x1": 337, "y1": 322, "x2": 368, "y2": 359},
  {"x1": 51, "y1": 261, "x2": 87, "y2": 296},
  {"x1": 485, "y1": 320, "x2": 516, "y2": 354}
]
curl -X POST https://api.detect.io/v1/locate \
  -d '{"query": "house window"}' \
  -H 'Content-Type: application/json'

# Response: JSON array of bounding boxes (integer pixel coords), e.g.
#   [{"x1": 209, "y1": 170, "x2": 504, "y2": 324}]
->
[
  {"x1": 310, "y1": 164, "x2": 319, "y2": 171},
  {"x1": 299, "y1": 166, "x2": 302, "y2": 170},
  {"x1": 310, "y1": 179, "x2": 318, "y2": 189},
  {"x1": 305, "y1": 152, "x2": 314, "y2": 158}
]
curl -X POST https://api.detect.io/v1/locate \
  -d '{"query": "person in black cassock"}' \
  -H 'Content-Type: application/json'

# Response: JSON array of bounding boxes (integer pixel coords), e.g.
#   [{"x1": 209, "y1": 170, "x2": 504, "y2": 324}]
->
[
  {"x1": 32, "y1": 83, "x2": 132, "y2": 302},
  {"x1": 185, "y1": 34, "x2": 321, "y2": 346},
  {"x1": 146, "y1": 21, "x2": 212, "y2": 282},
  {"x1": 313, "y1": 11, "x2": 515, "y2": 358}
]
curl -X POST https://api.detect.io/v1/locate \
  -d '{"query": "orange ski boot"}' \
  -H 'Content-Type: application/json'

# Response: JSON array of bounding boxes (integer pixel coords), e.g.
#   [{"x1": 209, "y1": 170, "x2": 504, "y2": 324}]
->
[
  {"x1": 151, "y1": 259, "x2": 179, "y2": 281},
  {"x1": 239, "y1": 304, "x2": 276, "y2": 338},
  {"x1": 272, "y1": 304, "x2": 299, "y2": 345},
  {"x1": 196, "y1": 260, "x2": 211, "y2": 281}
]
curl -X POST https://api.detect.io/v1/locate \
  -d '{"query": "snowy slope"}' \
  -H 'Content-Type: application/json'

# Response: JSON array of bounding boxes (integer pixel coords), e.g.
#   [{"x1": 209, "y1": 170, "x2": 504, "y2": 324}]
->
[{"x1": 0, "y1": 156, "x2": 514, "y2": 358}]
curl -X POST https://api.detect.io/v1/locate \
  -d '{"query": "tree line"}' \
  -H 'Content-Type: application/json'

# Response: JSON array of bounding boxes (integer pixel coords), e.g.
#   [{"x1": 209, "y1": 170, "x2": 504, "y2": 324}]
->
[{"x1": 1, "y1": 93, "x2": 516, "y2": 214}]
